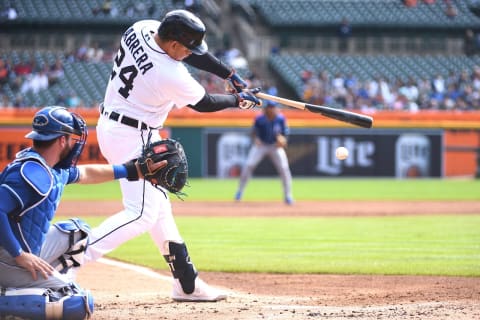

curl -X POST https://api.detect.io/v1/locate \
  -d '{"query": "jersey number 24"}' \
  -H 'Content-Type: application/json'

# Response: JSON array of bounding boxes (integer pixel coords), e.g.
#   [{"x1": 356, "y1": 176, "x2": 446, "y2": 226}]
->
[{"x1": 110, "y1": 46, "x2": 138, "y2": 98}]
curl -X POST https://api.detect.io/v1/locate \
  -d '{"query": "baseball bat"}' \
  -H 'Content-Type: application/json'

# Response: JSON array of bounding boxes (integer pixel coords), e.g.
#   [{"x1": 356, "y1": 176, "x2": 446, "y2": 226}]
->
[{"x1": 250, "y1": 91, "x2": 373, "y2": 129}]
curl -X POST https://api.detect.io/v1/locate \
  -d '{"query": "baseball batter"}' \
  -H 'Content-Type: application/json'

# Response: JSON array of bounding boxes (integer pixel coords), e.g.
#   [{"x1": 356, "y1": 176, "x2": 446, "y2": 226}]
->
[
  {"x1": 0, "y1": 106, "x2": 161, "y2": 319},
  {"x1": 235, "y1": 102, "x2": 294, "y2": 204},
  {"x1": 86, "y1": 10, "x2": 260, "y2": 302}
]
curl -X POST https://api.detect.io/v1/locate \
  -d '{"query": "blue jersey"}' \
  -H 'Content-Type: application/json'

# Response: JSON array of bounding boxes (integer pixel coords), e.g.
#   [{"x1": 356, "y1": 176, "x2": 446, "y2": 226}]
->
[
  {"x1": 253, "y1": 113, "x2": 289, "y2": 145},
  {"x1": 0, "y1": 148, "x2": 80, "y2": 256}
]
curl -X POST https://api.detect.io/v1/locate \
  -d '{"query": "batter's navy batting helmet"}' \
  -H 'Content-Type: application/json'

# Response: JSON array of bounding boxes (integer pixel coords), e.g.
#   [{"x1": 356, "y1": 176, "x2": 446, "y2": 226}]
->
[
  {"x1": 26, "y1": 106, "x2": 88, "y2": 168},
  {"x1": 158, "y1": 9, "x2": 208, "y2": 55}
]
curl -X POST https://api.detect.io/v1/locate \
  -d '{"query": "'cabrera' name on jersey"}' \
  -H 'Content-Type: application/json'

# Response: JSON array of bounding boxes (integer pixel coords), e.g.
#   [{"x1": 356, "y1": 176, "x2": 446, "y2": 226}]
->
[{"x1": 122, "y1": 26, "x2": 154, "y2": 75}]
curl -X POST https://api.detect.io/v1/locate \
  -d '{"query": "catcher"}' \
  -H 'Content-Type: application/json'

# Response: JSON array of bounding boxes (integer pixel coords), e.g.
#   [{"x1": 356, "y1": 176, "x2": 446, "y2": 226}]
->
[{"x1": 0, "y1": 106, "x2": 166, "y2": 319}]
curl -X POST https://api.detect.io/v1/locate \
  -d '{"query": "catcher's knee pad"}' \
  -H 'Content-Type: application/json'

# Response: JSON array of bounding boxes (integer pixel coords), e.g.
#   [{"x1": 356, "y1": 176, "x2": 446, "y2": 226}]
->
[
  {"x1": 0, "y1": 283, "x2": 94, "y2": 320},
  {"x1": 163, "y1": 241, "x2": 198, "y2": 294},
  {"x1": 54, "y1": 218, "x2": 91, "y2": 273}
]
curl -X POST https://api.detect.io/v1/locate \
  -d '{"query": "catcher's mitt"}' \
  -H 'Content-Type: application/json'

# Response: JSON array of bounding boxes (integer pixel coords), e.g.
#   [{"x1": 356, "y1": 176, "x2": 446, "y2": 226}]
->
[{"x1": 138, "y1": 139, "x2": 188, "y2": 195}]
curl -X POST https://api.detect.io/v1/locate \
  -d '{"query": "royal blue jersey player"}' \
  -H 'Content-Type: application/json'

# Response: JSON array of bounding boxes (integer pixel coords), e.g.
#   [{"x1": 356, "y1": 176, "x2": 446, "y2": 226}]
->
[
  {"x1": 0, "y1": 106, "x2": 163, "y2": 320},
  {"x1": 235, "y1": 102, "x2": 294, "y2": 204}
]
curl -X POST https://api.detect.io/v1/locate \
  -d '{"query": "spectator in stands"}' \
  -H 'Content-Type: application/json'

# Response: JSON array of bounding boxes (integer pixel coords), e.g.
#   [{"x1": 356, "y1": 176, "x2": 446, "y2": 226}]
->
[
  {"x1": 76, "y1": 43, "x2": 89, "y2": 62},
  {"x1": 0, "y1": 58, "x2": 9, "y2": 86},
  {"x1": 93, "y1": 0, "x2": 112, "y2": 16},
  {"x1": 20, "y1": 68, "x2": 48, "y2": 95},
  {"x1": 124, "y1": 2, "x2": 136, "y2": 17},
  {"x1": 471, "y1": 66, "x2": 480, "y2": 91},
  {"x1": 332, "y1": 72, "x2": 347, "y2": 106},
  {"x1": 338, "y1": 17, "x2": 352, "y2": 53},
  {"x1": 65, "y1": 91, "x2": 82, "y2": 108},
  {"x1": 48, "y1": 58, "x2": 64, "y2": 86},
  {"x1": 445, "y1": 2, "x2": 458, "y2": 19},
  {"x1": 14, "y1": 59, "x2": 34, "y2": 77},
  {"x1": 86, "y1": 42, "x2": 104, "y2": 62},
  {"x1": 379, "y1": 77, "x2": 394, "y2": 109},
  {"x1": 1, "y1": 2, "x2": 17, "y2": 20},
  {"x1": 403, "y1": 0, "x2": 418, "y2": 7},
  {"x1": 464, "y1": 29, "x2": 476, "y2": 56},
  {"x1": 1, "y1": 94, "x2": 12, "y2": 108},
  {"x1": 184, "y1": 0, "x2": 201, "y2": 14},
  {"x1": 13, "y1": 94, "x2": 26, "y2": 108},
  {"x1": 432, "y1": 74, "x2": 446, "y2": 94}
]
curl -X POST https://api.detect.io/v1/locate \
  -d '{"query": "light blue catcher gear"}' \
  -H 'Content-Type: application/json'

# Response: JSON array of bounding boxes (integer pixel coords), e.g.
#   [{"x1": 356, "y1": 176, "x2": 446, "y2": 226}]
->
[
  {"x1": 25, "y1": 106, "x2": 88, "y2": 169},
  {"x1": 53, "y1": 218, "x2": 91, "y2": 273},
  {"x1": 0, "y1": 283, "x2": 94, "y2": 320}
]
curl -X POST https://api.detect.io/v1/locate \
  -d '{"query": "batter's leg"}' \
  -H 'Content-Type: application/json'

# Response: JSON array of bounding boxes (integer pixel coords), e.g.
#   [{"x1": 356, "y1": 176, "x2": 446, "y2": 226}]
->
[{"x1": 85, "y1": 179, "x2": 181, "y2": 261}]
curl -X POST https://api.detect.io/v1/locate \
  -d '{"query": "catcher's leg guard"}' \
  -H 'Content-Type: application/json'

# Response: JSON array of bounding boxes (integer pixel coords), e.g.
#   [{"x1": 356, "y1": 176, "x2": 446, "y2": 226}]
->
[
  {"x1": 163, "y1": 241, "x2": 197, "y2": 294},
  {"x1": 53, "y1": 218, "x2": 90, "y2": 273},
  {"x1": 0, "y1": 283, "x2": 93, "y2": 320}
]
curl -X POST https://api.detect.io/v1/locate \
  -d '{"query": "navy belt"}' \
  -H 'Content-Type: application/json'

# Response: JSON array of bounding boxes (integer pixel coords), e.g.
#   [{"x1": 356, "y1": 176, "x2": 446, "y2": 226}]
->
[{"x1": 101, "y1": 105, "x2": 150, "y2": 130}]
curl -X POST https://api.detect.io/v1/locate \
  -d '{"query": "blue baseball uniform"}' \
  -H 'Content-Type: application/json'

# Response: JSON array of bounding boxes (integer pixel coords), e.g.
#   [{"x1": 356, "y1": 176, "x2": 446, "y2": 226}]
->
[
  {"x1": 0, "y1": 148, "x2": 81, "y2": 288},
  {"x1": 235, "y1": 106, "x2": 293, "y2": 204},
  {"x1": 0, "y1": 106, "x2": 94, "y2": 319}
]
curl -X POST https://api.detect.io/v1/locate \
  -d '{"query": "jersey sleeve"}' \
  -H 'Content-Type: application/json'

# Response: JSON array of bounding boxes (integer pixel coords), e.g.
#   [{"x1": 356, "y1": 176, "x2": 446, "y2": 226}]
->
[
  {"x1": 160, "y1": 64, "x2": 206, "y2": 109},
  {"x1": 0, "y1": 185, "x2": 26, "y2": 257},
  {"x1": 66, "y1": 166, "x2": 81, "y2": 184}
]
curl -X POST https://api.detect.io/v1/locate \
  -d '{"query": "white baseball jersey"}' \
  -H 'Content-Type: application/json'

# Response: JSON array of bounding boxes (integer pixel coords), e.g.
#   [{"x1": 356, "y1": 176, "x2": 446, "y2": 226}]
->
[{"x1": 104, "y1": 20, "x2": 206, "y2": 128}]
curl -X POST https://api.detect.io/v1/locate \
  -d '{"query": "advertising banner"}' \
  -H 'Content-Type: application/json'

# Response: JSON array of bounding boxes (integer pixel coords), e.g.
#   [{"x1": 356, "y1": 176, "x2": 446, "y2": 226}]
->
[{"x1": 205, "y1": 128, "x2": 443, "y2": 178}]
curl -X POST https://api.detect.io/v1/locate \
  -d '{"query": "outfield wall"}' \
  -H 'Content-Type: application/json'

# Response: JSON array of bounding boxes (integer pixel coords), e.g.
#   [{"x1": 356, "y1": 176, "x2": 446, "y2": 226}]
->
[{"x1": 1, "y1": 108, "x2": 478, "y2": 178}]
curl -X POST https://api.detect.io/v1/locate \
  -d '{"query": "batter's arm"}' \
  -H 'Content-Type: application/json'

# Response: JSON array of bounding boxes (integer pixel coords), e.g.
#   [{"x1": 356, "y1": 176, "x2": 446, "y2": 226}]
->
[
  {"x1": 183, "y1": 53, "x2": 248, "y2": 93},
  {"x1": 183, "y1": 52, "x2": 231, "y2": 79},
  {"x1": 188, "y1": 93, "x2": 238, "y2": 112}
]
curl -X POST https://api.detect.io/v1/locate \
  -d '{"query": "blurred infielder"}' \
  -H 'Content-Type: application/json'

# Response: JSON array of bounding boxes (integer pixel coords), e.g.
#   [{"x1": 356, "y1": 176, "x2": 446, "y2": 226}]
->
[
  {"x1": 235, "y1": 102, "x2": 294, "y2": 204},
  {"x1": 0, "y1": 106, "x2": 162, "y2": 319},
  {"x1": 87, "y1": 9, "x2": 260, "y2": 302}
]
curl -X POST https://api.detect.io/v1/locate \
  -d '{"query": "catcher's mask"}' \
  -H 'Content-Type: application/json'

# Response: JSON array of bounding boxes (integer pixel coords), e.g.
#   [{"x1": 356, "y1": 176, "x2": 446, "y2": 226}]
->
[
  {"x1": 26, "y1": 106, "x2": 88, "y2": 169},
  {"x1": 158, "y1": 9, "x2": 208, "y2": 55}
]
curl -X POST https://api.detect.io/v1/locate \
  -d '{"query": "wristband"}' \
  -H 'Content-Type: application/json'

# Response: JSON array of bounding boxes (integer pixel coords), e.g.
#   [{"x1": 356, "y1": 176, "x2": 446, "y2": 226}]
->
[
  {"x1": 113, "y1": 164, "x2": 128, "y2": 179},
  {"x1": 124, "y1": 160, "x2": 139, "y2": 181}
]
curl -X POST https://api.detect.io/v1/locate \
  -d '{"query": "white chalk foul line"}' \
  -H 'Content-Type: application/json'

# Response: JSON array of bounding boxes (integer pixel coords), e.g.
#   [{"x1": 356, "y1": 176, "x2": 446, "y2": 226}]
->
[{"x1": 98, "y1": 257, "x2": 172, "y2": 283}]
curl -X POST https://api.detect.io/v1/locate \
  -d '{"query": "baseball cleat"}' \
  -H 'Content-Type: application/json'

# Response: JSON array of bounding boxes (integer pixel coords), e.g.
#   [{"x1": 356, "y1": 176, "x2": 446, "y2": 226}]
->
[
  {"x1": 234, "y1": 191, "x2": 242, "y2": 201},
  {"x1": 172, "y1": 277, "x2": 227, "y2": 302},
  {"x1": 285, "y1": 196, "x2": 294, "y2": 205}
]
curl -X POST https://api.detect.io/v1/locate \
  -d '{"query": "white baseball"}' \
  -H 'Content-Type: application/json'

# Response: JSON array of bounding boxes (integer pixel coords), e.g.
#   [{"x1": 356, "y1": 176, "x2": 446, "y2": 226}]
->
[{"x1": 335, "y1": 146, "x2": 349, "y2": 160}]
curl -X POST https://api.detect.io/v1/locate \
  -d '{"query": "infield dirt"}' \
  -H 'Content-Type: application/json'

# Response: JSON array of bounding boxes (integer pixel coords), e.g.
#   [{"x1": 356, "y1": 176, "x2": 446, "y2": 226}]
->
[{"x1": 56, "y1": 200, "x2": 480, "y2": 320}]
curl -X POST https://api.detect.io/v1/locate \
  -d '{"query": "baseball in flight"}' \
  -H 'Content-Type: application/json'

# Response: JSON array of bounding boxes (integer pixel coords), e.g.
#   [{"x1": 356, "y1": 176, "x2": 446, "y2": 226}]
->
[{"x1": 335, "y1": 146, "x2": 349, "y2": 160}]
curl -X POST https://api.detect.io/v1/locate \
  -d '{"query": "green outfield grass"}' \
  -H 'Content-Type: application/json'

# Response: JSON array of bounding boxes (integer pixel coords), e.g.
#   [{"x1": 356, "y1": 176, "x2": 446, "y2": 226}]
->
[
  {"x1": 64, "y1": 178, "x2": 480, "y2": 201},
  {"x1": 75, "y1": 215, "x2": 480, "y2": 276},
  {"x1": 61, "y1": 178, "x2": 480, "y2": 276}
]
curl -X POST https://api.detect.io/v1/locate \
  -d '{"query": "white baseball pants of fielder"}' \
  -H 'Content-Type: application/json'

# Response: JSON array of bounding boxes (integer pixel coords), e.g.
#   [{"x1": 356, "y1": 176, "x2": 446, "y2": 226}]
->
[
  {"x1": 85, "y1": 116, "x2": 182, "y2": 262},
  {"x1": 237, "y1": 143, "x2": 293, "y2": 200}
]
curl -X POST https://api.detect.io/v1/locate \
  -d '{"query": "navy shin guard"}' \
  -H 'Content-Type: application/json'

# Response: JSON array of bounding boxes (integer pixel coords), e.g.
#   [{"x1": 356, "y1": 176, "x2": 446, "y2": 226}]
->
[{"x1": 163, "y1": 241, "x2": 197, "y2": 294}]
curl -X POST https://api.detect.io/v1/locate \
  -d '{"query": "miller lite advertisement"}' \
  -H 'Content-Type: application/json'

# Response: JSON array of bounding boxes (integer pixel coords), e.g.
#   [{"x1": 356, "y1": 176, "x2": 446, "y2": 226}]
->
[{"x1": 205, "y1": 128, "x2": 443, "y2": 178}]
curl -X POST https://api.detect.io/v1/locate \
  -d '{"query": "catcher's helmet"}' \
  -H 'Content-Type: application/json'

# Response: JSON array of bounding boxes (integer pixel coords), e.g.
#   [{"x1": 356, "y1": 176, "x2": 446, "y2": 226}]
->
[
  {"x1": 26, "y1": 106, "x2": 85, "y2": 140},
  {"x1": 158, "y1": 9, "x2": 208, "y2": 55},
  {"x1": 26, "y1": 106, "x2": 88, "y2": 168}
]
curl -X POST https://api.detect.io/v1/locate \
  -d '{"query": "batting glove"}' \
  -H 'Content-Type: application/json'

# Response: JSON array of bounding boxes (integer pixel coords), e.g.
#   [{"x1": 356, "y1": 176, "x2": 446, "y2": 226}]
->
[
  {"x1": 236, "y1": 88, "x2": 262, "y2": 109},
  {"x1": 227, "y1": 71, "x2": 248, "y2": 93}
]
